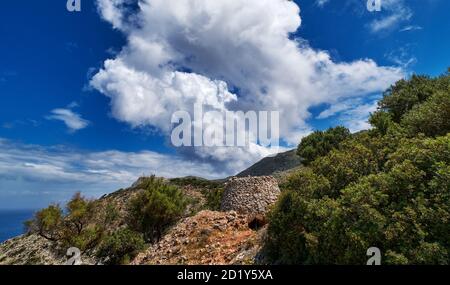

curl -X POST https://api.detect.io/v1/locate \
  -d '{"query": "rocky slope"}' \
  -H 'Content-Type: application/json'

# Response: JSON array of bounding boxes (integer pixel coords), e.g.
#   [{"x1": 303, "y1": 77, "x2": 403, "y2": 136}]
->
[
  {"x1": 132, "y1": 211, "x2": 266, "y2": 265},
  {"x1": 0, "y1": 156, "x2": 288, "y2": 265},
  {"x1": 0, "y1": 179, "x2": 212, "y2": 265},
  {"x1": 0, "y1": 234, "x2": 66, "y2": 265}
]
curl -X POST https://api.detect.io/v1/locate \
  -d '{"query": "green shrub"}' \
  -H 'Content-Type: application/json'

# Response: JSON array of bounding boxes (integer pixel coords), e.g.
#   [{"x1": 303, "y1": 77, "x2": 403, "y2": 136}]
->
[
  {"x1": 127, "y1": 176, "x2": 188, "y2": 242},
  {"x1": 378, "y1": 73, "x2": 450, "y2": 123},
  {"x1": 369, "y1": 111, "x2": 393, "y2": 136},
  {"x1": 169, "y1": 176, "x2": 224, "y2": 211},
  {"x1": 103, "y1": 203, "x2": 120, "y2": 225},
  {"x1": 268, "y1": 71, "x2": 450, "y2": 264},
  {"x1": 61, "y1": 225, "x2": 104, "y2": 253},
  {"x1": 65, "y1": 192, "x2": 95, "y2": 235},
  {"x1": 310, "y1": 141, "x2": 379, "y2": 195},
  {"x1": 25, "y1": 204, "x2": 63, "y2": 241},
  {"x1": 97, "y1": 228, "x2": 145, "y2": 265},
  {"x1": 169, "y1": 177, "x2": 222, "y2": 189},
  {"x1": 25, "y1": 193, "x2": 104, "y2": 252},
  {"x1": 267, "y1": 133, "x2": 450, "y2": 265},
  {"x1": 401, "y1": 91, "x2": 450, "y2": 137},
  {"x1": 59, "y1": 193, "x2": 103, "y2": 251},
  {"x1": 202, "y1": 187, "x2": 224, "y2": 211},
  {"x1": 297, "y1": 126, "x2": 351, "y2": 165}
]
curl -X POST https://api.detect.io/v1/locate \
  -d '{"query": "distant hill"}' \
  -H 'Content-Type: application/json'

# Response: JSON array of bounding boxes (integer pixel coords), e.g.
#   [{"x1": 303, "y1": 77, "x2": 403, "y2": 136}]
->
[{"x1": 237, "y1": 149, "x2": 302, "y2": 178}]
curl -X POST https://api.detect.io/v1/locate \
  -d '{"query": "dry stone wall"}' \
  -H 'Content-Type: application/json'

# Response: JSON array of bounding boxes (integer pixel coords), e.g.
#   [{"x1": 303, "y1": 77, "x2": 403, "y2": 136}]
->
[{"x1": 220, "y1": 176, "x2": 281, "y2": 216}]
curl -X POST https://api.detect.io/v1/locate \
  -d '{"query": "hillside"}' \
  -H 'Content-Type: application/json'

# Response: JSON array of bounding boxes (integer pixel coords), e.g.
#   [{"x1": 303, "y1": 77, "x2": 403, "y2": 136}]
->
[
  {"x1": 237, "y1": 149, "x2": 302, "y2": 178},
  {"x1": 0, "y1": 150, "x2": 302, "y2": 265},
  {"x1": 1, "y1": 72, "x2": 449, "y2": 265},
  {"x1": 132, "y1": 211, "x2": 265, "y2": 265},
  {"x1": 0, "y1": 176, "x2": 271, "y2": 265}
]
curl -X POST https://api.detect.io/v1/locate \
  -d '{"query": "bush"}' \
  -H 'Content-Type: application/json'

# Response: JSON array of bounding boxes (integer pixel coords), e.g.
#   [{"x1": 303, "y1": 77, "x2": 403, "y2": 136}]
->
[
  {"x1": 169, "y1": 177, "x2": 222, "y2": 189},
  {"x1": 59, "y1": 193, "x2": 103, "y2": 251},
  {"x1": 401, "y1": 91, "x2": 450, "y2": 137},
  {"x1": 297, "y1": 126, "x2": 350, "y2": 165},
  {"x1": 267, "y1": 133, "x2": 450, "y2": 265},
  {"x1": 25, "y1": 204, "x2": 63, "y2": 241},
  {"x1": 268, "y1": 71, "x2": 450, "y2": 264},
  {"x1": 65, "y1": 192, "x2": 95, "y2": 235},
  {"x1": 25, "y1": 193, "x2": 104, "y2": 252},
  {"x1": 369, "y1": 111, "x2": 393, "y2": 136},
  {"x1": 97, "y1": 228, "x2": 145, "y2": 265},
  {"x1": 169, "y1": 176, "x2": 224, "y2": 211},
  {"x1": 127, "y1": 176, "x2": 188, "y2": 242},
  {"x1": 202, "y1": 188, "x2": 224, "y2": 211},
  {"x1": 378, "y1": 73, "x2": 450, "y2": 123}
]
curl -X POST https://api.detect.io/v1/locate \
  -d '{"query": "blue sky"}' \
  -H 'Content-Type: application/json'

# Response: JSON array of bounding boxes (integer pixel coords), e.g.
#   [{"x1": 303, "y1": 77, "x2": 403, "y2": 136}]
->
[{"x1": 0, "y1": 0, "x2": 449, "y2": 209}]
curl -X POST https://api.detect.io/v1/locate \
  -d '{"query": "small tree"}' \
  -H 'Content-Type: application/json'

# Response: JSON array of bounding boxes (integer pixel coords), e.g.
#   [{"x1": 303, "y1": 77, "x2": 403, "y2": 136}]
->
[
  {"x1": 60, "y1": 192, "x2": 103, "y2": 251},
  {"x1": 128, "y1": 176, "x2": 188, "y2": 242},
  {"x1": 25, "y1": 204, "x2": 63, "y2": 241},
  {"x1": 65, "y1": 192, "x2": 95, "y2": 235}
]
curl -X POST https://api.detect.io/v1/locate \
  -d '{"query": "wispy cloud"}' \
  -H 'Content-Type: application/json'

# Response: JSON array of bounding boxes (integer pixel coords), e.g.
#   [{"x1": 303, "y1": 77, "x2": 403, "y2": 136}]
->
[
  {"x1": 46, "y1": 108, "x2": 90, "y2": 132},
  {"x1": 0, "y1": 138, "x2": 229, "y2": 208},
  {"x1": 1, "y1": 119, "x2": 40, "y2": 130},
  {"x1": 316, "y1": 97, "x2": 379, "y2": 133},
  {"x1": 368, "y1": 0, "x2": 413, "y2": 33},
  {"x1": 315, "y1": 0, "x2": 416, "y2": 34},
  {"x1": 399, "y1": 25, "x2": 423, "y2": 32},
  {"x1": 385, "y1": 45, "x2": 417, "y2": 68},
  {"x1": 316, "y1": 0, "x2": 330, "y2": 7}
]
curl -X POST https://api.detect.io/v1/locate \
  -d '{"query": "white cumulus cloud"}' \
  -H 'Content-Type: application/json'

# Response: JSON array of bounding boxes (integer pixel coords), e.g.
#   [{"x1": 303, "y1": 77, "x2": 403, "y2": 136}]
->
[{"x1": 91, "y1": 0, "x2": 404, "y2": 171}]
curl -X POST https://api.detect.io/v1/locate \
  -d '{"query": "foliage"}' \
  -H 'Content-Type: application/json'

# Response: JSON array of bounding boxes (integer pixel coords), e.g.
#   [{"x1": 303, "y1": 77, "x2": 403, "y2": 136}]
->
[
  {"x1": 103, "y1": 203, "x2": 120, "y2": 225},
  {"x1": 310, "y1": 141, "x2": 379, "y2": 195},
  {"x1": 377, "y1": 73, "x2": 450, "y2": 123},
  {"x1": 268, "y1": 134, "x2": 450, "y2": 264},
  {"x1": 267, "y1": 72, "x2": 450, "y2": 265},
  {"x1": 60, "y1": 193, "x2": 103, "y2": 251},
  {"x1": 369, "y1": 111, "x2": 393, "y2": 136},
  {"x1": 97, "y1": 228, "x2": 145, "y2": 265},
  {"x1": 65, "y1": 192, "x2": 95, "y2": 235},
  {"x1": 202, "y1": 187, "x2": 224, "y2": 211},
  {"x1": 26, "y1": 193, "x2": 104, "y2": 252},
  {"x1": 297, "y1": 126, "x2": 351, "y2": 165},
  {"x1": 127, "y1": 176, "x2": 188, "y2": 242},
  {"x1": 25, "y1": 205, "x2": 63, "y2": 241},
  {"x1": 169, "y1": 176, "x2": 223, "y2": 189},
  {"x1": 401, "y1": 91, "x2": 450, "y2": 137},
  {"x1": 169, "y1": 176, "x2": 224, "y2": 211}
]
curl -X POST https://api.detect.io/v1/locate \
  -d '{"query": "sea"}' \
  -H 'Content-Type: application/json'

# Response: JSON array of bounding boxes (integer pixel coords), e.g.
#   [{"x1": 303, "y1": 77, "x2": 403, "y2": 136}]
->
[{"x1": 0, "y1": 210, "x2": 35, "y2": 243}]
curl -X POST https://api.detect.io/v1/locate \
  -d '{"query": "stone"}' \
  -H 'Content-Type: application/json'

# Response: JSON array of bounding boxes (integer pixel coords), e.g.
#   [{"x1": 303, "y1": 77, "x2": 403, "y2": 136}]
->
[{"x1": 220, "y1": 176, "x2": 281, "y2": 216}]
